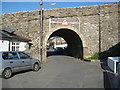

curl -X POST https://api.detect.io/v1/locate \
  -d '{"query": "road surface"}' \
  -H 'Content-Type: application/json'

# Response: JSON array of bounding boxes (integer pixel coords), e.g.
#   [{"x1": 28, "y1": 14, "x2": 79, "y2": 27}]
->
[{"x1": 1, "y1": 56, "x2": 109, "y2": 88}]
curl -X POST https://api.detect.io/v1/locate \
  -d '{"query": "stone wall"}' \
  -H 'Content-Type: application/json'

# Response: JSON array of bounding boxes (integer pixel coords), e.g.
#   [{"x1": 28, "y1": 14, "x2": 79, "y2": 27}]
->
[
  {"x1": 100, "y1": 3, "x2": 119, "y2": 52},
  {"x1": 1, "y1": 3, "x2": 119, "y2": 60}
]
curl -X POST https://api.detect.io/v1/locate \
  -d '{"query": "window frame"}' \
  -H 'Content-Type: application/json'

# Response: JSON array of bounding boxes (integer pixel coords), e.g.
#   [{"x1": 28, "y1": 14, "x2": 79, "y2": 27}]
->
[{"x1": 11, "y1": 42, "x2": 20, "y2": 51}]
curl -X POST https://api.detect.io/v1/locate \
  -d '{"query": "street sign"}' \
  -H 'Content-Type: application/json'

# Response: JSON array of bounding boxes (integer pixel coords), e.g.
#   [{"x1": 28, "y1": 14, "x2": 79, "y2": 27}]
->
[{"x1": 62, "y1": 18, "x2": 68, "y2": 26}]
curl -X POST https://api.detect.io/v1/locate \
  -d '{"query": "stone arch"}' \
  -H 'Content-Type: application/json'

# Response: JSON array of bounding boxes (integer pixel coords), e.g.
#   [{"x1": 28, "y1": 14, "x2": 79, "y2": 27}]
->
[
  {"x1": 45, "y1": 26, "x2": 86, "y2": 47},
  {"x1": 42, "y1": 26, "x2": 86, "y2": 61}
]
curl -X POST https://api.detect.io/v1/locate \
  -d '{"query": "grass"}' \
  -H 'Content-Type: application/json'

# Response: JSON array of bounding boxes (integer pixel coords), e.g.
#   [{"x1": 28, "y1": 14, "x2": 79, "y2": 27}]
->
[{"x1": 87, "y1": 53, "x2": 100, "y2": 60}]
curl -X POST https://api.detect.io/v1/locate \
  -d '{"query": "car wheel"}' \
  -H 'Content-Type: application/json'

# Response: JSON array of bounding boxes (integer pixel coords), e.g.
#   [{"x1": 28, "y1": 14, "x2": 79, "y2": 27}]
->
[
  {"x1": 2, "y1": 68, "x2": 12, "y2": 79},
  {"x1": 33, "y1": 63, "x2": 39, "y2": 71}
]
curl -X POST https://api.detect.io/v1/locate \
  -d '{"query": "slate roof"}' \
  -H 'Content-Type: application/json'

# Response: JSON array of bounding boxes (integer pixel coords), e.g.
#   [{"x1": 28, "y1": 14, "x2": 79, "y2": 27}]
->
[
  {"x1": 2, "y1": 27, "x2": 15, "y2": 33},
  {"x1": 0, "y1": 27, "x2": 31, "y2": 42}
]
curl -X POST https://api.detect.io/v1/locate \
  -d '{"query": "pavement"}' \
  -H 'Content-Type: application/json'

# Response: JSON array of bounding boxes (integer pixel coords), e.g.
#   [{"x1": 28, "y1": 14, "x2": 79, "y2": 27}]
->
[
  {"x1": 1, "y1": 56, "x2": 111, "y2": 88},
  {"x1": 107, "y1": 72, "x2": 119, "y2": 89},
  {"x1": 100, "y1": 60, "x2": 120, "y2": 89},
  {"x1": 105, "y1": 66, "x2": 120, "y2": 89}
]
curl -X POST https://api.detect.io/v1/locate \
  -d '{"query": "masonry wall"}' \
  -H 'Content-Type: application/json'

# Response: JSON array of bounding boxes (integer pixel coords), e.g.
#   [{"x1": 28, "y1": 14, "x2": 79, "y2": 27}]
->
[
  {"x1": 100, "y1": 4, "x2": 119, "y2": 51},
  {"x1": 1, "y1": 3, "x2": 119, "y2": 60}
]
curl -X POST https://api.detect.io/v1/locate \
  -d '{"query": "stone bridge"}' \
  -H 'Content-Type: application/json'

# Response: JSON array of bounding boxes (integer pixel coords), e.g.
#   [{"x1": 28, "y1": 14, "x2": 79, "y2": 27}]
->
[{"x1": 1, "y1": 3, "x2": 120, "y2": 61}]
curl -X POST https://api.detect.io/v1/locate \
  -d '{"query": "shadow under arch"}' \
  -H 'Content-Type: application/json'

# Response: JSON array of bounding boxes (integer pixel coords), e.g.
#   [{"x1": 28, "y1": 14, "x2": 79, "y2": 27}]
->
[{"x1": 46, "y1": 28, "x2": 83, "y2": 59}]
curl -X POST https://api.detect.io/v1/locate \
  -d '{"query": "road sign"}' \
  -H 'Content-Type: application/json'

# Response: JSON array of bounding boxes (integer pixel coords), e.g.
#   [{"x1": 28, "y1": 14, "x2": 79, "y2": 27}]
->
[{"x1": 62, "y1": 18, "x2": 68, "y2": 26}]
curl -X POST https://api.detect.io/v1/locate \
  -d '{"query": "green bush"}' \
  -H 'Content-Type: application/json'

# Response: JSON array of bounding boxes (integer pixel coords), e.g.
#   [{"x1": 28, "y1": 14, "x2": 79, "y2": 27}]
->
[
  {"x1": 87, "y1": 53, "x2": 99, "y2": 59},
  {"x1": 49, "y1": 42, "x2": 54, "y2": 46}
]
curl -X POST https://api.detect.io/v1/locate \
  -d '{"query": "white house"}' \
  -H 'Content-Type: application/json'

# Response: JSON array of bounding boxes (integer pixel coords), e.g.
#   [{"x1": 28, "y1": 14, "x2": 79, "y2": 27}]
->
[
  {"x1": 0, "y1": 40, "x2": 27, "y2": 51},
  {"x1": 0, "y1": 27, "x2": 31, "y2": 51}
]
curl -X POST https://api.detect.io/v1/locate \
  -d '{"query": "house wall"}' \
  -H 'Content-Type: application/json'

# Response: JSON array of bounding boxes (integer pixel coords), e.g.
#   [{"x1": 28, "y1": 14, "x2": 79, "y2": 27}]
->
[
  {"x1": 19, "y1": 42, "x2": 27, "y2": 51},
  {"x1": 0, "y1": 40, "x2": 27, "y2": 51},
  {"x1": 10, "y1": 42, "x2": 27, "y2": 51},
  {"x1": 0, "y1": 40, "x2": 9, "y2": 51}
]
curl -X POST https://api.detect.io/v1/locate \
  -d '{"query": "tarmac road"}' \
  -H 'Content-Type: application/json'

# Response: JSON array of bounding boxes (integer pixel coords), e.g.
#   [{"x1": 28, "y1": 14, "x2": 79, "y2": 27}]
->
[{"x1": 1, "y1": 56, "x2": 108, "y2": 88}]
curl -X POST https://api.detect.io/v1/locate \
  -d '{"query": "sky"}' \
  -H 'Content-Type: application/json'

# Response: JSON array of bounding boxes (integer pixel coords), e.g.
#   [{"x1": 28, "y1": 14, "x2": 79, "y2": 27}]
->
[{"x1": 1, "y1": 1, "x2": 120, "y2": 14}]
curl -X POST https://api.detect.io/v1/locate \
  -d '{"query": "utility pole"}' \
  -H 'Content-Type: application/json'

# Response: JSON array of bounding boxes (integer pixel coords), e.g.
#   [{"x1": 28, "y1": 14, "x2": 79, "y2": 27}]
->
[
  {"x1": 98, "y1": 5, "x2": 101, "y2": 53},
  {"x1": 39, "y1": 0, "x2": 43, "y2": 61}
]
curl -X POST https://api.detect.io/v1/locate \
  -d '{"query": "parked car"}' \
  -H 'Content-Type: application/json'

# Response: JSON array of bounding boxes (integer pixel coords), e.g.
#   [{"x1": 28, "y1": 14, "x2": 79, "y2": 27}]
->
[
  {"x1": 54, "y1": 47, "x2": 64, "y2": 53},
  {"x1": 0, "y1": 51, "x2": 41, "y2": 79}
]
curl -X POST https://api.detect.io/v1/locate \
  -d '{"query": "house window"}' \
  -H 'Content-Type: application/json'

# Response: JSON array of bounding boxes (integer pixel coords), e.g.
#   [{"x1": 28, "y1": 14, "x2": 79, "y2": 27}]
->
[
  {"x1": 11, "y1": 42, "x2": 20, "y2": 51},
  {"x1": 12, "y1": 46, "x2": 15, "y2": 51}
]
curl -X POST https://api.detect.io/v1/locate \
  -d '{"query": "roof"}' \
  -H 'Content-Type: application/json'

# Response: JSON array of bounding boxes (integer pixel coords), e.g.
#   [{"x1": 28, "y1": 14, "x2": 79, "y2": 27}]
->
[
  {"x1": 0, "y1": 27, "x2": 31, "y2": 42},
  {"x1": 2, "y1": 27, "x2": 15, "y2": 33},
  {"x1": 11, "y1": 34, "x2": 31, "y2": 42}
]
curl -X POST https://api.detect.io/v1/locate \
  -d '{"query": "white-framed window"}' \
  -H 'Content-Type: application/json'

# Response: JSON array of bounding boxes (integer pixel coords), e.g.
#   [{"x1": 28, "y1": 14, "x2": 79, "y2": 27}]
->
[{"x1": 11, "y1": 42, "x2": 20, "y2": 51}]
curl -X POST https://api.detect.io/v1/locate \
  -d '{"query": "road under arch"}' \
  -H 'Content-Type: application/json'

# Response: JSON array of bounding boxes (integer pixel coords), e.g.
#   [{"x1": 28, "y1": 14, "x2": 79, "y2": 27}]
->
[{"x1": 47, "y1": 29, "x2": 83, "y2": 59}]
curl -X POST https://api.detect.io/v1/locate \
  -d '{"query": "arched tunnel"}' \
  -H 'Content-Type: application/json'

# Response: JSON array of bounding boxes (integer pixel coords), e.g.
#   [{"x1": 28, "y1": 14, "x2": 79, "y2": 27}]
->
[{"x1": 47, "y1": 29, "x2": 83, "y2": 59}]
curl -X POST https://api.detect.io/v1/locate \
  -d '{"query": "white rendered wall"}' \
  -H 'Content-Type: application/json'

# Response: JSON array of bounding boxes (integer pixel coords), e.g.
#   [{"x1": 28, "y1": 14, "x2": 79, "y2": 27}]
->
[
  {"x1": 0, "y1": 40, "x2": 9, "y2": 51},
  {"x1": 0, "y1": 40, "x2": 27, "y2": 51},
  {"x1": 19, "y1": 42, "x2": 27, "y2": 51}
]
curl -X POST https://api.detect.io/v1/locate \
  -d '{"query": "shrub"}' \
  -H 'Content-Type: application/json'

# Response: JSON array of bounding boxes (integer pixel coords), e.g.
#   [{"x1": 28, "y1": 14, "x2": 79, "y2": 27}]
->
[
  {"x1": 49, "y1": 42, "x2": 54, "y2": 46},
  {"x1": 87, "y1": 53, "x2": 99, "y2": 59}
]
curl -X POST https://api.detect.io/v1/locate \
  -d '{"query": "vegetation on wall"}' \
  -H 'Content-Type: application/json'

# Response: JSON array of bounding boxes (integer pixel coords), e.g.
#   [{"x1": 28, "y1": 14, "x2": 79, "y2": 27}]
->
[{"x1": 87, "y1": 53, "x2": 100, "y2": 60}]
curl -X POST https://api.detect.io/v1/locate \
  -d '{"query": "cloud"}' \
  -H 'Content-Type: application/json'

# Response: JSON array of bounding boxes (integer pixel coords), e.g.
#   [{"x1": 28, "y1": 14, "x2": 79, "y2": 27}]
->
[{"x1": 50, "y1": 3, "x2": 56, "y2": 5}]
